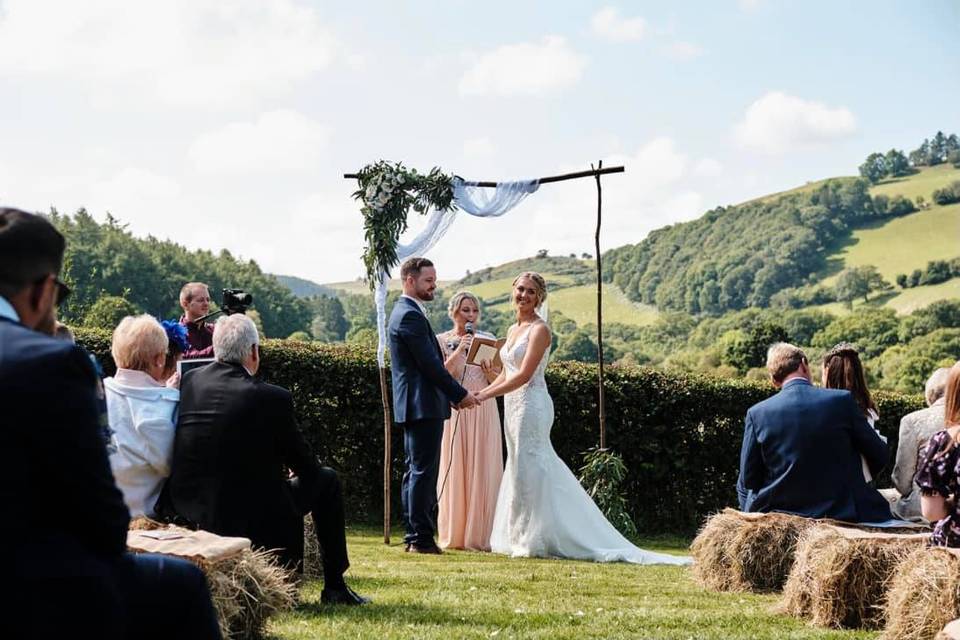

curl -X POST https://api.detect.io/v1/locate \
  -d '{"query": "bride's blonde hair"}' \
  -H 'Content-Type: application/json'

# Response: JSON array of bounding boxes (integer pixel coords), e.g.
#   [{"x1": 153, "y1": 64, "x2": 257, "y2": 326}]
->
[{"x1": 512, "y1": 272, "x2": 548, "y2": 312}]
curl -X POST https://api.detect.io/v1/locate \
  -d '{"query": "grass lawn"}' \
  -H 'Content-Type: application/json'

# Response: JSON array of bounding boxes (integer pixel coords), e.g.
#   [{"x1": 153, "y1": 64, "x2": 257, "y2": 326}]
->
[
  {"x1": 870, "y1": 163, "x2": 960, "y2": 202},
  {"x1": 267, "y1": 527, "x2": 876, "y2": 639}
]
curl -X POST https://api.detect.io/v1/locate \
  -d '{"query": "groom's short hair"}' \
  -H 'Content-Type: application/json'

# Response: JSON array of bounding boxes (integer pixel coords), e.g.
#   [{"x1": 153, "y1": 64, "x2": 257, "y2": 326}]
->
[
  {"x1": 766, "y1": 342, "x2": 807, "y2": 384},
  {"x1": 400, "y1": 257, "x2": 433, "y2": 281}
]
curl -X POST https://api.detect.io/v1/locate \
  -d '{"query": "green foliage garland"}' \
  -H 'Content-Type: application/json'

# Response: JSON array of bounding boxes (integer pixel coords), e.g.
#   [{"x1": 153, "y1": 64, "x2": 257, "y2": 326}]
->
[{"x1": 352, "y1": 161, "x2": 456, "y2": 289}]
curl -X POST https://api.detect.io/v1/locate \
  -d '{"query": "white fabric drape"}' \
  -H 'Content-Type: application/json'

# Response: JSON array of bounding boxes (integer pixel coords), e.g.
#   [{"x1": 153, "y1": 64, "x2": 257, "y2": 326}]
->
[{"x1": 373, "y1": 178, "x2": 539, "y2": 366}]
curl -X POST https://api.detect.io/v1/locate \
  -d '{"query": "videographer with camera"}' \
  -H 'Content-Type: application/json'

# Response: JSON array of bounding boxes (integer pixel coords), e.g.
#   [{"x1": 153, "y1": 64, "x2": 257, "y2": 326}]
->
[{"x1": 178, "y1": 282, "x2": 215, "y2": 359}]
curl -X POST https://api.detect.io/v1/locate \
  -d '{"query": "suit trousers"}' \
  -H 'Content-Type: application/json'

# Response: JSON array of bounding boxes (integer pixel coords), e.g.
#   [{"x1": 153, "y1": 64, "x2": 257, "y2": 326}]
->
[
  {"x1": 6, "y1": 539, "x2": 220, "y2": 639},
  {"x1": 289, "y1": 467, "x2": 350, "y2": 587},
  {"x1": 401, "y1": 418, "x2": 444, "y2": 546}
]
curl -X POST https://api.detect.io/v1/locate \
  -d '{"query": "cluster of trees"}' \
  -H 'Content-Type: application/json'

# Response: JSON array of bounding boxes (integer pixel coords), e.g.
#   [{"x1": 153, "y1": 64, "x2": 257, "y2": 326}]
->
[
  {"x1": 859, "y1": 149, "x2": 911, "y2": 184},
  {"x1": 53, "y1": 209, "x2": 312, "y2": 337},
  {"x1": 896, "y1": 258, "x2": 960, "y2": 289},
  {"x1": 932, "y1": 180, "x2": 960, "y2": 206},
  {"x1": 908, "y1": 131, "x2": 960, "y2": 168},
  {"x1": 603, "y1": 178, "x2": 912, "y2": 315}
]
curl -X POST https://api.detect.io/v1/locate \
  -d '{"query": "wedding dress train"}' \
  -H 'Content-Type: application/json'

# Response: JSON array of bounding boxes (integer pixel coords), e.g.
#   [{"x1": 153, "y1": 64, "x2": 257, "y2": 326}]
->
[{"x1": 489, "y1": 324, "x2": 691, "y2": 565}]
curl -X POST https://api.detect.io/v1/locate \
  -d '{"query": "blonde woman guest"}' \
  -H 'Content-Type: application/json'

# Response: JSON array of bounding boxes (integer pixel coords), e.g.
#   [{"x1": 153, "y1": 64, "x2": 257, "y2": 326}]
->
[
  {"x1": 435, "y1": 291, "x2": 504, "y2": 550},
  {"x1": 104, "y1": 315, "x2": 180, "y2": 517}
]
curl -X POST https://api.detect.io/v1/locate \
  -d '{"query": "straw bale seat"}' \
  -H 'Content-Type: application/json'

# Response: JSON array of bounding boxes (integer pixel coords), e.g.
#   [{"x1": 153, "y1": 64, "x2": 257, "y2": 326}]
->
[
  {"x1": 882, "y1": 546, "x2": 960, "y2": 640},
  {"x1": 779, "y1": 524, "x2": 928, "y2": 629},
  {"x1": 691, "y1": 509, "x2": 818, "y2": 592},
  {"x1": 127, "y1": 524, "x2": 297, "y2": 639}
]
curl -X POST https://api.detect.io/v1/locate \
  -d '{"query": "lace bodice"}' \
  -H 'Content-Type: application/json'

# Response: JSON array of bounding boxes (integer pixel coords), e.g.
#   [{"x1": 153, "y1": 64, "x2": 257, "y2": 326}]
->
[{"x1": 500, "y1": 323, "x2": 549, "y2": 391}]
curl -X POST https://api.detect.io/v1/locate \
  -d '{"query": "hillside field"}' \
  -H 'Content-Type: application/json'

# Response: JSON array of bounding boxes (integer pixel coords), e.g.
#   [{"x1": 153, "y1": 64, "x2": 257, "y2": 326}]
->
[{"x1": 823, "y1": 164, "x2": 960, "y2": 286}]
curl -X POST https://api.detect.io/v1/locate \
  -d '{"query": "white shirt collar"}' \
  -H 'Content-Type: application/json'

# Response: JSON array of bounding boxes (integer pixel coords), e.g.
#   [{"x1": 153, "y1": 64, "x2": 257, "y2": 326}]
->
[
  {"x1": 400, "y1": 294, "x2": 427, "y2": 315},
  {"x1": 0, "y1": 296, "x2": 20, "y2": 323}
]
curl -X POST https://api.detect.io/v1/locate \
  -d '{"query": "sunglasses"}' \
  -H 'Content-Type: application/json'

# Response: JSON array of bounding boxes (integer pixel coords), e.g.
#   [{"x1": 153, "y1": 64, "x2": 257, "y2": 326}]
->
[{"x1": 35, "y1": 274, "x2": 71, "y2": 306}]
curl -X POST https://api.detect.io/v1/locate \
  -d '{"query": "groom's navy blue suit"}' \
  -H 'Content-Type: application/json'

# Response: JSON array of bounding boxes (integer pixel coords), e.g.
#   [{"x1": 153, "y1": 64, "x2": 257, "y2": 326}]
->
[{"x1": 388, "y1": 296, "x2": 468, "y2": 546}]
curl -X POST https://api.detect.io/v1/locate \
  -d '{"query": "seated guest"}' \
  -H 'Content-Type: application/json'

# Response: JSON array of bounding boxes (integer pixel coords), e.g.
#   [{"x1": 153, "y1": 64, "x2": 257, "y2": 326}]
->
[
  {"x1": 0, "y1": 208, "x2": 220, "y2": 639},
  {"x1": 178, "y1": 281, "x2": 215, "y2": 359},
  {"x1": 891, "y1": 367, "x2": 950, "y2": 521},
  {"x1": 821, "y1": 342, "x2": 886, "y2": 482},
  {"x1": 915, "y1": 363, "x2": 960, "y2": 546},
  {"x1": 104, "y1": 315, "x2": 181, "y2": 518},
  {"x1": 737, "y1": 342, "x2": 892, "y2": 522},
  {"x1": 160, "y1": 314, "x2": 368, "y2": 605}
]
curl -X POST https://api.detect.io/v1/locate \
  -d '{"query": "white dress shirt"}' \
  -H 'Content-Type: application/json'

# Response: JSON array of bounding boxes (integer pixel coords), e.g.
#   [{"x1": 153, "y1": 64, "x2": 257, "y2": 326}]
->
[{"x1": 104, "y1": 369, "x2": 180, "y2": 517}]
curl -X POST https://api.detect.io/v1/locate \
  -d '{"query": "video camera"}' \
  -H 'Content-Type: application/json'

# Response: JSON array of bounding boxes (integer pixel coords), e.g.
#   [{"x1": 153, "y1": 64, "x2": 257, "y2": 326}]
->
[{"x1": 222, "y1": 288, "x2": 253, "y2": 315}]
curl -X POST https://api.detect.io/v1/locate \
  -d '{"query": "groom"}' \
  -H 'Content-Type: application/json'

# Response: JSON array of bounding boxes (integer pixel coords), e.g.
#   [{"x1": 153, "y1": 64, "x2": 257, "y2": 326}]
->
[{"x1": 388, "y1": 257, "x2": 479, "y2": 553}]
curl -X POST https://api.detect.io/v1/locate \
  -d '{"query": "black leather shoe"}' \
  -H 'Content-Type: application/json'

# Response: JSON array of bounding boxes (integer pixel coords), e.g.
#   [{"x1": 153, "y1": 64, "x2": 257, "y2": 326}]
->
[
  {"x1": 321, "y1": 585, "x2": 370, "y2": 606},
  {"x1": 408, "y1": 542, "x2": 442, "y2": 555}
]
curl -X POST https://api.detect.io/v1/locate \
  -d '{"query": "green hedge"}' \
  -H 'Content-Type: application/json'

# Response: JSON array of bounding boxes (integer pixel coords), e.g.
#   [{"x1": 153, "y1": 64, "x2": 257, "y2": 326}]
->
[{"x1": 75, "y1": 328, "x2": 925, "y2": 533}]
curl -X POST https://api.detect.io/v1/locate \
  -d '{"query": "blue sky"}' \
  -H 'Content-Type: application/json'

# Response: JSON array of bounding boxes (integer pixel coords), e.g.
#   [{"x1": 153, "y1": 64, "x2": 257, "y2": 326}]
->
[{"x1": 0, "y1": 0, "x2": 957, "y2": 283}]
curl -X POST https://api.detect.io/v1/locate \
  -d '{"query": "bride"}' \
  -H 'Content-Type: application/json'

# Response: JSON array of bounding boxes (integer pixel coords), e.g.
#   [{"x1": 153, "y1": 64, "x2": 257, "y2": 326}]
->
[{"x1": 476, "y1": 272, "x2": 690, "y2": 565}]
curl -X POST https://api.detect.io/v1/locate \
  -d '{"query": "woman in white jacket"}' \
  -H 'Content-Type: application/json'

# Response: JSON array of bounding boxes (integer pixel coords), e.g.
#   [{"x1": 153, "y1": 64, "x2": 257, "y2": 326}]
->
[{"x1": 104, "y1": 315, "x2": 182, "y2": 518}]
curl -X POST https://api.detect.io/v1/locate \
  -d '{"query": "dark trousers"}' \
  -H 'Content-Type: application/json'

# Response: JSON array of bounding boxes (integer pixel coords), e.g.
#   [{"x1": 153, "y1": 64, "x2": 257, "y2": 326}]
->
[
  {"x1": 401, "y1": 418, "x2": 444, "y2": 546},
  {"x1": 6, "y1": 539, "x2": 220, "y2": 640},
  {"x1": 289, "y1": 466, "x2": 350, "y2": 587}
]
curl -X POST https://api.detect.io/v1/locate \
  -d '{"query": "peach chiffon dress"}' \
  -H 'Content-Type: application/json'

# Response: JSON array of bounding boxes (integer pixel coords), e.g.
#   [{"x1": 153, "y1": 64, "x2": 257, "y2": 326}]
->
[{"x1": 436, "y1": 333, "x2": 504, "y2": 551}]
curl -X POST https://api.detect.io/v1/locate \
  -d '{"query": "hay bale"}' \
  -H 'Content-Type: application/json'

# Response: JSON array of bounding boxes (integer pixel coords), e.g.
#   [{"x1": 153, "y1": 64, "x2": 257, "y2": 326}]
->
[
  {"x1": 303, "y1": 513, "x2": 322, "y2": 580},
  {"x1": 128, "y1": 526, "x2": 297, "y2": 639},
  {"x1": 882, "y1": 547, "x2": 960, "y2": 640},
  {"x1": 691, "y1": 508, "x2": 814, "y2": 592},
  {"x1": 204, "y1": 548, "x2": 298, "y2": 640},
  {"x1": 779, "y1": 525, "x2": 927, "y2": 629}
]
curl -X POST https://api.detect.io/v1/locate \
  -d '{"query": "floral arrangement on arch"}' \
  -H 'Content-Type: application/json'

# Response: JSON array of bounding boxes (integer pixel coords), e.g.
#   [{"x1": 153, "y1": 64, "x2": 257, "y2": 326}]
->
[{"x1": 352, "y1": 161, "x2": 456, "y2": 289}]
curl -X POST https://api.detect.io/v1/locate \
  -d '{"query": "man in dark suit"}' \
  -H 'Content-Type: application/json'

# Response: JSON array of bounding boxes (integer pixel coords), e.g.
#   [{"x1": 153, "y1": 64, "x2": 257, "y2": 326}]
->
[
  {"x1": 737, "y1": 342, "x2": 892, "y2": 522},
  {"x1": 0, "y1": 208, "x2": 220, "y2": 639},
  {"x1": 387, "y1": 257, "x2": 479, "y2": 554},
  {"x1": 161, "y1": 313, "x2": 367, "y2": 605}
]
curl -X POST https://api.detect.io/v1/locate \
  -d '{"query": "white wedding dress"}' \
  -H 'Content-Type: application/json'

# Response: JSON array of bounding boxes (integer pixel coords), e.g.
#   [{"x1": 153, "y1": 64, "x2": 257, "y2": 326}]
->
[{"x1": 489, "y1": 323, "x2": 691, "y2": 565}]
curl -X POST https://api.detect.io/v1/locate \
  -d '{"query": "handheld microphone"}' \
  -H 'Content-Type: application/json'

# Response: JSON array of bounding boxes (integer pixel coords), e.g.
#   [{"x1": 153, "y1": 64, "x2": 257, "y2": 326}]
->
[{"x1": 465, "y1": 322, "x2": 474, "y2": 335}]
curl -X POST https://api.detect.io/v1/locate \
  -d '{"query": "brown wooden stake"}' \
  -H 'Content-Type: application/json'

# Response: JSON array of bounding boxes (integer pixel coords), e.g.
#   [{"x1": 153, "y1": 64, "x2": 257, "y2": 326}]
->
[
  {"x1": 378, "y1": 366, "x2": 392, "y2": 544},
  {"x1": 593, "y1": 161, "x2": 607, "y2": 451}
]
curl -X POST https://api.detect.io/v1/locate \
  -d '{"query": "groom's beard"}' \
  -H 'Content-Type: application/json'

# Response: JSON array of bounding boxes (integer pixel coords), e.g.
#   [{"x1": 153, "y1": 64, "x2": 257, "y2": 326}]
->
[{"x1": 415, "y1": 286, "x2": 435, "y2": 301}]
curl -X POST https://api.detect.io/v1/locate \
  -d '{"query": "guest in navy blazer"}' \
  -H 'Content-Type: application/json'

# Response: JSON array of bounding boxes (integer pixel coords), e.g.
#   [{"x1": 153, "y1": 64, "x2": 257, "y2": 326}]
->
[
  {"x1": 0, "y1": 208, "x2": 220, "y2": 639},
  {"x1": 737, "y1": 342, "x2": 892, "y2": 523},
  {"x1": 388, "y1": 257, "x2": 478, "y2": 553}
]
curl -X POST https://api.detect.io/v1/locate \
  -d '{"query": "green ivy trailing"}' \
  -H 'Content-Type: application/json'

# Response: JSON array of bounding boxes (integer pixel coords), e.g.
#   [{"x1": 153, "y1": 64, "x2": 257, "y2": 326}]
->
[{"x1": 352, "y1": 161, "x2": 456, "y2": 289}]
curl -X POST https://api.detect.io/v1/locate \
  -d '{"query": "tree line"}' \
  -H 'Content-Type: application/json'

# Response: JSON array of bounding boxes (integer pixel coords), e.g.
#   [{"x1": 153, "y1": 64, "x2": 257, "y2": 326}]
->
[{"x1": 52, "y1": 209, "x2": 312, "y2": 338}]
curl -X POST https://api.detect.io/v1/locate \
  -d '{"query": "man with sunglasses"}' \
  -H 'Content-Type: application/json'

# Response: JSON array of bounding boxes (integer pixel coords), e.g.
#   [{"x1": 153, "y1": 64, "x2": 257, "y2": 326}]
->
[{"x1": 0, "y1": 208, "x2": 221, "y2": 639}]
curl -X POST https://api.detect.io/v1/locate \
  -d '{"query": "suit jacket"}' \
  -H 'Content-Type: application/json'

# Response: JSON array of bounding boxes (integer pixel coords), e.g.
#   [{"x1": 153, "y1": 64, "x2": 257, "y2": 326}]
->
[
  {"x1": 737, "y1": 378, "x2": 892, "y2": 522},
  {"x1": 387, "y1": 296, "x2": 467, "y2": 424},
  {"x1": 160, "y1": 361, "x2": 319, "y2": 567},
  {"x1": 0, "y1": 316, "x2": 130, "y2": 559},
  {"x1": 891, "y1": 399, "x2": 946, "y2": 521}
]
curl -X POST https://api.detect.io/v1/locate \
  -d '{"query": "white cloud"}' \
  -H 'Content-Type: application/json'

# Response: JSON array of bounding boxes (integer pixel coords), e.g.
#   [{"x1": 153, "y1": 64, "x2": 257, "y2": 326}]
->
[
  {"x1": 463, "y1": 137, "x2": 496, "y2": 159},
  {"x1": 188, "y1": 110, "x2": 330, "y2": 174},
  {"x1": 591, "y1": 7, "x2": 646, "y2": 42},
  {"x1": 734, "y1": 91, "x2": 857, "y2": 154},
  {"x1": 0, "y1": 0, "x2": 337, "y2": 108},
  {"x1": 693, "y1": 158, "x2": 724, "y2": 177},
  {"x1": 459, "y1": 36, "x2": 587, "y2": 97},
  {"x1": 663, "y1": 41, "x2": 704, "y2": 60},
  {"x1": 90, "y1": 168, "x2": 181, "y2": 204}
]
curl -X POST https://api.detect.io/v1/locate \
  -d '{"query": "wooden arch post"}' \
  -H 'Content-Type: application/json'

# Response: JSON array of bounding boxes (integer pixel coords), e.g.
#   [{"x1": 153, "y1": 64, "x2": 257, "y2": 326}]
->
[{"x1": 345, "y1": 164, "x2": 624, "y2": 543}]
